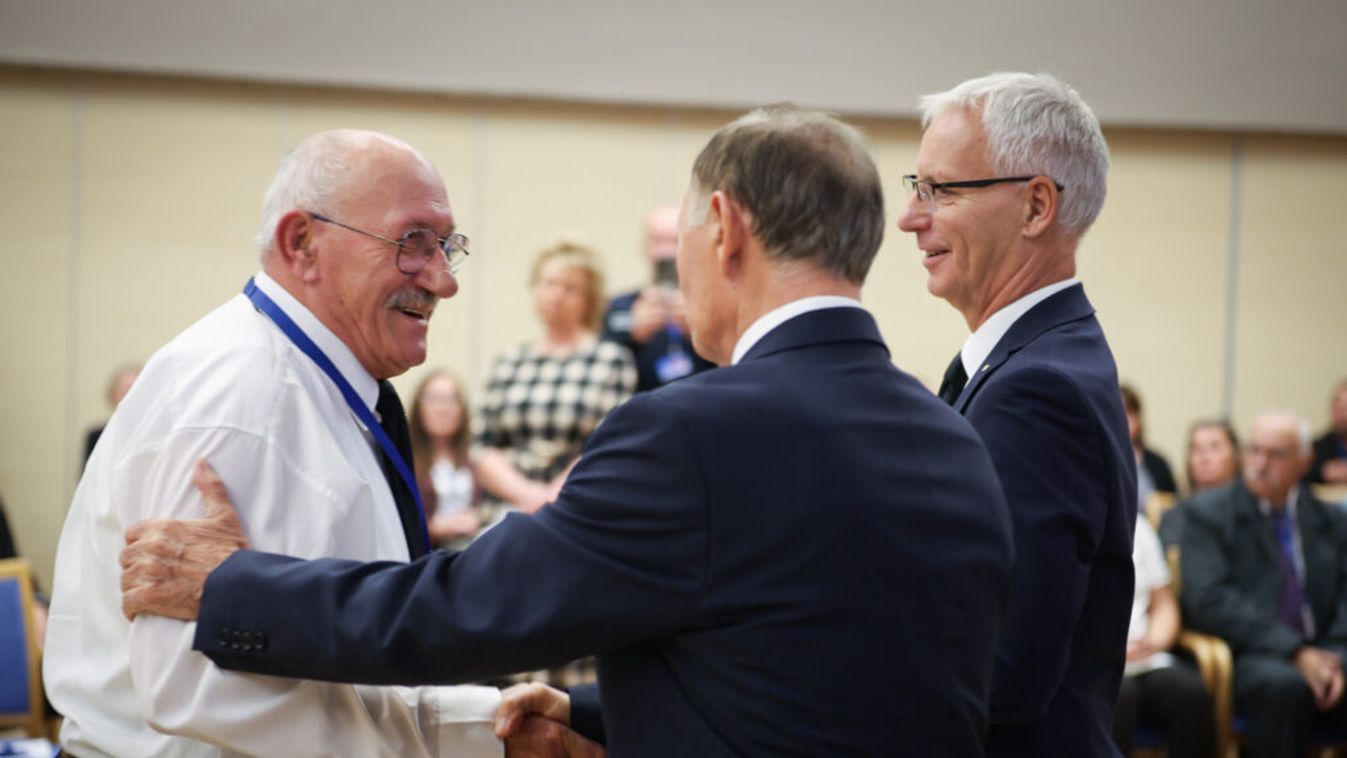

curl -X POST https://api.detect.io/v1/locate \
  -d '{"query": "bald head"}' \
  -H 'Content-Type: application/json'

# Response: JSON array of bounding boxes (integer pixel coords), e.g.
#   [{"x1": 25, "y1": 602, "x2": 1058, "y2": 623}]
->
[
  {"x1": 255, "y1": 129, "x2": 435, "y2": 255},
  {"x1": 1243, "y1": 409, "x2": 1313, "y2": 507},
  {"x1": 255, "y1": 128, "x2": 457, "y2": 380},
  {"x1": 644, "y1": 206, "x2": 681, "y2": 263}
]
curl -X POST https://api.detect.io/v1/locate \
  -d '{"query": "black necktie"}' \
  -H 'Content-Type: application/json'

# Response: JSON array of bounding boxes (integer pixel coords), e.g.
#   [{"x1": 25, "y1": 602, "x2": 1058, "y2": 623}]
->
[
  {"x1": 375, "y1": 380, "x2": 427, "y2": 559},
  {"x1": 937, "y1": 352, "x2": 968, "y2": 406}
]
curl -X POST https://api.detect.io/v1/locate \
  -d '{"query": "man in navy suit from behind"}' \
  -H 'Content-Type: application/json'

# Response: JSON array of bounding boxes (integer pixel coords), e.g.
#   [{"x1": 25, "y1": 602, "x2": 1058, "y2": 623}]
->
[
  {"x1": 897, "y1": 72, "x2": 1138, "y2": 757},
  {"x1": 122, "y1": 105, "x2": 1016, "y2": 756}
]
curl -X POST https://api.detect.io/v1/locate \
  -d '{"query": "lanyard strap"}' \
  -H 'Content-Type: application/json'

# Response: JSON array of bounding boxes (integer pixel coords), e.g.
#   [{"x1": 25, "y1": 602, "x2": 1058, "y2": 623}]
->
[{"x1": 243, "y1": 278, "x2": 429, "y2": 553}]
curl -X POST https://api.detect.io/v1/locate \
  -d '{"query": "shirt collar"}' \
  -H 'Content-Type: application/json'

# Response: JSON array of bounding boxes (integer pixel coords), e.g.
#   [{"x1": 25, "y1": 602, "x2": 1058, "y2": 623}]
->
[
  {"x1": 961, "y1": 278, "x2": 1079, "y2": 376},
  {"x1": 731, "y1": 295, "x2": 864, "y2": 365},
  {"x1": 253, "y1": 270, "x2": 380, "y2": 413},
  {"x1": 1257, "y1": 485, "x2": 1301, "y2": 520}
]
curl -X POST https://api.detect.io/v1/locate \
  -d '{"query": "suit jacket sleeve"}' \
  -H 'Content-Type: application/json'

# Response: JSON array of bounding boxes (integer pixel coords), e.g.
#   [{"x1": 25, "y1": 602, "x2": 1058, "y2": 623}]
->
[
  {"x1": 194, "y1": 391, "x2": 708, "y2": 686},
  {"x1": 1311, "y1": 501, "x2": 1347, "y2": 653},
  {"x1": 1179, "y1": 495, "x2": 1303, "y2": 657},
  {"x1": 567, "y1": 683, "x2": 606, "y2": 745},
  {"x1": 969, "y1": 366, "x2": 1115, "y2": 723}
]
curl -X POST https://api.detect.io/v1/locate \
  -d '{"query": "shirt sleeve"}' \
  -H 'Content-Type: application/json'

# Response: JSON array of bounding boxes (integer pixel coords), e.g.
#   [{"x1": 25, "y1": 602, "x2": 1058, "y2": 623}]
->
[
  {"x1": 119, "y1": 424, "x2": 501, "y2": 757},
  {"x1": 1132, "y1": 516, "x2": 1169, "y2": 593}
]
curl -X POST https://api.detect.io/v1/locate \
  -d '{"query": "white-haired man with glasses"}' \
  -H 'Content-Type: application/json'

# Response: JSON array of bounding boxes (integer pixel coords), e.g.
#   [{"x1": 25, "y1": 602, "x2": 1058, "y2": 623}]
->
[
  {"x1": 898, "y1": 72, "x2": 1136, "y2": 757},
  {"x1": 45, "y1": 129, "x2": 507, "y2": 757}
]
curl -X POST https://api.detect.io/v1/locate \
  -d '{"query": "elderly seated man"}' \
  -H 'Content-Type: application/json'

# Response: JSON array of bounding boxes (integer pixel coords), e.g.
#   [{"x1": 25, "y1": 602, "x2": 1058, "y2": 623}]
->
[{"x1": 1181, "y1": 409, "x2": 1347, "y2": 758}]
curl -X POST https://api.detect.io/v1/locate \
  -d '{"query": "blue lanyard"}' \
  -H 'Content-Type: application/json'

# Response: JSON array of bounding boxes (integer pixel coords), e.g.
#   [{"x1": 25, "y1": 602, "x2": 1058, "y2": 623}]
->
[{"x1": 243, "y1": 278, "x2": 429, "y2": 553}]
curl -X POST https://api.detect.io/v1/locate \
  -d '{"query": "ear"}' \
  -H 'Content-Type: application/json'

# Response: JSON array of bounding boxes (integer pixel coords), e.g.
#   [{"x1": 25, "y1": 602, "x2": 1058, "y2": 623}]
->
[
  {"x1": 1021, "y1": 176, "x2": 1060, "y2": 239},
  {"x1": 709, "y1": 191, "x2": 746, "y2": 281},
  {"x1": 273, "y1": 210, "x2": 322, "y2": 283}
]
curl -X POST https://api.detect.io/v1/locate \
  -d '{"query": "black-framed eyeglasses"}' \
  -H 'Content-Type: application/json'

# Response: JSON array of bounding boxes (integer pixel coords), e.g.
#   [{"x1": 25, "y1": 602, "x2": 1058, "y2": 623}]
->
[
  {"x1": 309, "y1": 212, "x2": 470, "y2": 275},
  {"x1": 901, "y1": 175, "x2": 1065, "y2": 207}
]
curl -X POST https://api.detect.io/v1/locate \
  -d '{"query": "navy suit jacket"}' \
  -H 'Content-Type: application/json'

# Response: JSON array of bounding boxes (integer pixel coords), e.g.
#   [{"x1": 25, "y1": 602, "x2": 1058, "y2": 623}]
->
[
  {"x1": 194, "y1": 307, "x2": 1015, "y2": 756},
  {"x1": 953, "y1": 284, "x2": 1136, "y2": 758}
]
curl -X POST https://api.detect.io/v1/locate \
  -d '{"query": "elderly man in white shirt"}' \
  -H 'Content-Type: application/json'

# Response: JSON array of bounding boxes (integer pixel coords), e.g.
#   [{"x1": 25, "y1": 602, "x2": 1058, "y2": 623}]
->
[{"x1": 44, "y1": 129, "x2": 501, "y2": 757}]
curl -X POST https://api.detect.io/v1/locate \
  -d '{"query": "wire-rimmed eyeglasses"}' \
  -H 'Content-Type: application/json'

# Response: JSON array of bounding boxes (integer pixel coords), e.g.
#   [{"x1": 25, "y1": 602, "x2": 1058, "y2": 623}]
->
[{"x1": 309, "y1": 212, "x2": 470, "y2": 275}]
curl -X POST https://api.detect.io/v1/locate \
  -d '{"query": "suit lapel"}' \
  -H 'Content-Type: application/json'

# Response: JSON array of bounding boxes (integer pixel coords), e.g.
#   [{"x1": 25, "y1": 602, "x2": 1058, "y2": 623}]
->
[
  {"x1": 1232, "y1": 485, "x2": 1281, "y2": 570},
  {"x1": 1296, "y1": 490, "x2": 1331, "y2": 630},
  {"x1": 739, "y1": 307, "x2": 888, "y2": 364},
  {"x1": 953, "y1": 284, "x2": 1096, "y2": 414}
]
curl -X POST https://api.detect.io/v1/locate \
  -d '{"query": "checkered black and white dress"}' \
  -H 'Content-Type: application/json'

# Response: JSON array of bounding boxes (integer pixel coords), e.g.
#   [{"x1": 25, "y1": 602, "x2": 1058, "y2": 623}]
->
[
  {"x1": 474, "y1": 337, "x2": 636, "y2": 686},
  {"x1": 476, "y1": 338, "x2": 637, "y2": 485}
]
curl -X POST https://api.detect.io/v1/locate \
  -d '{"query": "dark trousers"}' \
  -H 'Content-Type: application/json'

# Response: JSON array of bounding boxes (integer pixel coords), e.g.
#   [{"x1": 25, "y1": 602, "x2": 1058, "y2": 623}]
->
[
  {"x1": 1234, "y1": 653, "x2": 1347, "y2": 758},
  {"x1": 1113, "y1": 660, "x2": 1215, "y2": 757}
]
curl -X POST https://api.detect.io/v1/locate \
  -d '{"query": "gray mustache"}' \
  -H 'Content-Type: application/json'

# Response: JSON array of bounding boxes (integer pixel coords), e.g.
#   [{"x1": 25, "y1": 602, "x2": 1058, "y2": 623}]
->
[{"x1": 387, "y1": 291, "x2": 438, "y2": 315}]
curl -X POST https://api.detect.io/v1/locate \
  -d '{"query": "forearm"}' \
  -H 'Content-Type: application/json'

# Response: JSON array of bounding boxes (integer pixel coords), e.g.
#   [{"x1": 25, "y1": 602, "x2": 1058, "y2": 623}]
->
[
  {"x1": 1147, "y1": 588, "x2": 1181, "y2": 650},
  {"x1": 133, "y1": 616, "x2": 500, "y2": 757},
  {"x1": 475, "y1": 448, "x2": 545, "y2": 506}
]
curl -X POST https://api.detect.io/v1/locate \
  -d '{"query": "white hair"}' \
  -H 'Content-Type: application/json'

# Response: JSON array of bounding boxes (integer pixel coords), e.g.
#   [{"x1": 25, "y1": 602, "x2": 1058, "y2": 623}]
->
[
  {"x1": 919, "y1": 72, "x2": 1110, "y2": 236},
  {"x1": 1255, "y1": 408, "x2": 1314, "y2": 456},
  {"x1": 253, "y1": 129, "x2": 418, "y2": 255}
]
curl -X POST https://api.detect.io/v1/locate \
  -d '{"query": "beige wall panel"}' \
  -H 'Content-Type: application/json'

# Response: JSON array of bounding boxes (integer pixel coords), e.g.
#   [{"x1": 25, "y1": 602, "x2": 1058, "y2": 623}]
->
[
  {"x1": 1081, "y1": 131, "x2": 1235, "y2": 479},
  {"x1": 469, "y1": 103, "x2": 720, "y2": 390},
  {"x1": 74, "y1": 80, "x2": 279, "y2": 461},
  {"x1": 1232, "y1": 136, "x2": 1347, "y2": 434},
  {"x1": 0, "y1": 73, "x2": 75, "y2": 587}
]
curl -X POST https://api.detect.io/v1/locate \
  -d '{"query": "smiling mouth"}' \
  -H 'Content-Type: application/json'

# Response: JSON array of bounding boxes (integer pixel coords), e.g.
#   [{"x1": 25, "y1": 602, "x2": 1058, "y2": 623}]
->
[
  {"x1": 396, "y1": 305, "x2": 433, "y2": 320},
  {"x1": 923, "y1": 249, "x2": 950, "y2": 259}
]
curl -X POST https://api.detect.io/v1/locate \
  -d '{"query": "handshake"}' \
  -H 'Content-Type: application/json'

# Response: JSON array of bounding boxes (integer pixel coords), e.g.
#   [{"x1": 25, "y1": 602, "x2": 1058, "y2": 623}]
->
[{"x1": 496, "y1": 683, "x2": 605, "y2": 758}]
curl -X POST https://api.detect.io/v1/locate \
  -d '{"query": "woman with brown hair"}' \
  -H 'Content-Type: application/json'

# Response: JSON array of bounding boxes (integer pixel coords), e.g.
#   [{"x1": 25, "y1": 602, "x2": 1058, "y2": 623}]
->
[{"x1": 408, "y1": 368, "x2": 483, "y2": 550}]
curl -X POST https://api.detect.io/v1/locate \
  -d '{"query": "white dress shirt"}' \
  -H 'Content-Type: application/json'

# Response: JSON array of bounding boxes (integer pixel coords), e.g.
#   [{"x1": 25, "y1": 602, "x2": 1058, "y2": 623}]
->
[
  {"x1": 1124, "y1": 515, "x2": 1175, "y2": 676},
  {"x1": 45, "y1": 271, "x2": 501, "y2": 758},
  {"x1": 958, "y1": 278, "x2": 1079, "y2": 378},
  {"x1": 730, "y1": 295, "x2": 864, "y2": 365}
]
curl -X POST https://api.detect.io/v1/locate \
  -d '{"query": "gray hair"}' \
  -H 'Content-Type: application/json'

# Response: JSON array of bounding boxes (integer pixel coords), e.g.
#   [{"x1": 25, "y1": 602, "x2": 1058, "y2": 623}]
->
[
  {"x1": 919, "y1": 72, "x2": 1110, "y2": 236},
  {"x1": 687, "y1": 103, "x2": 885, "y2": 285},
  {"x1": 254, "y1": 129, "x2": 414, "y2": 255},
  {"x1": 1255, "y1": 408, "x2": 1314, "y2": 456}
]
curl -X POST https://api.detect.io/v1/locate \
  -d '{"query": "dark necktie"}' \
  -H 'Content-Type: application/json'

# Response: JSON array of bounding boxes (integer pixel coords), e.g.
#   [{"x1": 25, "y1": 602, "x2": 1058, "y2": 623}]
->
[
  {"x1": 375, "y1": 380, "x2": 427, "y2": 559},
  {"x1": 1268, "y1": 507, "x2": 1310, "y2": 638},
  {"x1": 937, "y1": 352, "x2": 968, "y2": 406}
]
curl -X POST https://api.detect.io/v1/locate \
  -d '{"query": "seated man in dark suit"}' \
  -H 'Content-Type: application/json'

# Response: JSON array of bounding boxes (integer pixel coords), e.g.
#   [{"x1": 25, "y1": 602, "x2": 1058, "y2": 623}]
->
[
  {"x1": 1181, "y1": 409, "x2": 1347, "y2": 758},
  {"x1": 120, "y1": 104, "x2": 1016, "y2": 756}
]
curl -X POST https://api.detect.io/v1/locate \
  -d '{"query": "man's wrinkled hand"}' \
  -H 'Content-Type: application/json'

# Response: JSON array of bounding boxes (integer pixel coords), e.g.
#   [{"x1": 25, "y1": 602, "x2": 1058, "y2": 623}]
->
[
  {"x1": 496, "y1": 683, "x2": 571, "y2": 738},
  {"x1": 503, "y1": 715, "x2": 605, "y2": 758},
  {"x1": 1294, "y1": 646, "x2": 1345, "y2": 711},
  {"x1": 120, "y1": 458, "x2": 249, "y2": 621}
]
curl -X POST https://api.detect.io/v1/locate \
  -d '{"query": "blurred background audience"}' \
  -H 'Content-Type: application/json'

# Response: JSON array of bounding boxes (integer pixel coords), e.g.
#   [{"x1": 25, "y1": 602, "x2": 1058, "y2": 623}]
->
[
  {"x1": 409, "y1": 368, "x2": 483, "y2": 550},
  {"x1": 1308, "y1": 378, "x2": 1347, "y2": 487},
  {"x1": 601, "y1": 206, "x2": 714, "y2": 392},
  {"x1": 475, "y1": 241, "x2": 636, "y2": 519},
  {"x1": 1113, "y1": 511, "x2": 1214, "y2": 757},
  {"x1": 1159, "y1": 419, "x2": 1243, "y2": 549},
  {"x1": 1180, "y1": 410, "x2": 1347, "y2": 758},
  {"x1": 1122, "y1": 383, "x2": 1179, "y2": 507}
]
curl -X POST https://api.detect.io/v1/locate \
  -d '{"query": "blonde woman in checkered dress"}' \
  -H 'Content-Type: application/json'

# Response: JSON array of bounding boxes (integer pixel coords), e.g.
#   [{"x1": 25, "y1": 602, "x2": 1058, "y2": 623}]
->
[{"x1": 474, "y1": 241, "x2": 637, "y2": 687}]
